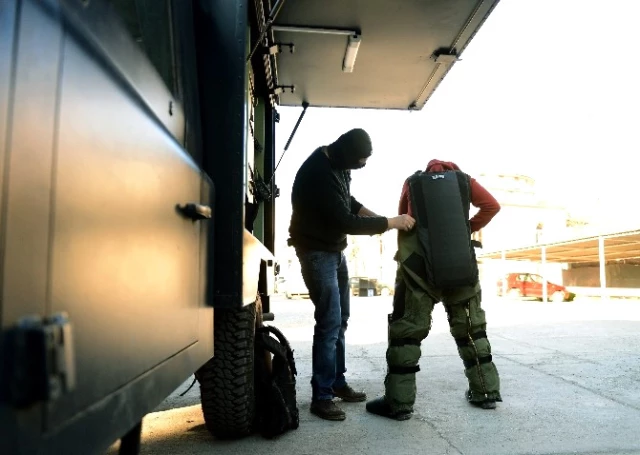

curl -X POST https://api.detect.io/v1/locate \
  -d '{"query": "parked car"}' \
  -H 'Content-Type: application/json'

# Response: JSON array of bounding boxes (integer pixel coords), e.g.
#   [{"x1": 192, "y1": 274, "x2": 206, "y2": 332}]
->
[
  {"x1": 284, "y1": 273, "x2": 310, "y2": 299},
  {"x1": 349, "y1": 277, "x2": 394, "y2": 297},
  {"x1": 274, "y1": 276, "x2": 287, "y2": 294},
  {"x1": 497, "y1": 273, "x2": 575, "y2": 302}
]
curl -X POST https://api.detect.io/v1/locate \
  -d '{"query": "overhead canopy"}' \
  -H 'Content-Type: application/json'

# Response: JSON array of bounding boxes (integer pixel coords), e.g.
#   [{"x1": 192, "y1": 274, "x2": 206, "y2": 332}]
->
[
  {"x1": 478, "y1": 230, "x2": 640, "y2": 263},
  {"x1": 269, "y1": 0, "x2": 500, "y2": 110}
]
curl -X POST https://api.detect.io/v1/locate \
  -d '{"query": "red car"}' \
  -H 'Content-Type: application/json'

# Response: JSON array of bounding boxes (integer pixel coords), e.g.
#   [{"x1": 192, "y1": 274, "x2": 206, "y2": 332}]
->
[{"x1": 496, "y1": 273, "x2": 575, "y2": 302}]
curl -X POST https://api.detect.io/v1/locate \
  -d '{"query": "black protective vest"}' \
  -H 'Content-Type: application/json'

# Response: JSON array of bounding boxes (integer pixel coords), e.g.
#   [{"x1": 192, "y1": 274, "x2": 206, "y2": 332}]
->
[{"x1": 407, "y1": 170, "x2": 478, "y2": 289}]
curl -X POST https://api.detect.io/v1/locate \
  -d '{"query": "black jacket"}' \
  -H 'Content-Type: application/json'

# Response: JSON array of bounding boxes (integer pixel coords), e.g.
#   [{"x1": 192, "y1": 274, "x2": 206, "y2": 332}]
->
[{"x1": 288, "y1": 148, "x2": 388, "y2": 252}]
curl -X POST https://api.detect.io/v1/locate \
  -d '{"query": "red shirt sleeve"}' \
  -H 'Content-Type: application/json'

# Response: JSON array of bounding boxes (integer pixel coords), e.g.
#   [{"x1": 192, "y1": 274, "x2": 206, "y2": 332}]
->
[
  {"x1": 398, "y1": 180, "x2": 411, "y2": 216},
  {"x1": 469, "y1": 177, "x2": 500, "y2": 232}
]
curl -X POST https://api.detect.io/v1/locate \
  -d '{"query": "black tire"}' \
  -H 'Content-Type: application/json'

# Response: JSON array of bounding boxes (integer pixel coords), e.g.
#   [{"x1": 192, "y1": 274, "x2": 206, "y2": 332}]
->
[{"x1": 196, "y1": 302, "x2": 257, "y2": 439}]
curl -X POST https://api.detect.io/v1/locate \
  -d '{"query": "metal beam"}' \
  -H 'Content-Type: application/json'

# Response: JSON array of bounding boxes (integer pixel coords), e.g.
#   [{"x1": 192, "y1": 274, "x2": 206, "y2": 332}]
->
[
  {"x1": 261, "y1": 104, "x2": 277, "y2": 316},
  {"x1": 194, "y1": 0, "x2": 248, "y2": 308},
  {"x1": 264, "y1": 105, "x2": 276, "y2": 255},
  {"x1": 501, "y1": 250, "x2": 507, "y2": 296},
  {"x1": 541, "y1": 246, "x2": 548, "y2": 302},
  {"x1": 599, "y1": 236, "x2": 607, "y2": 301}
]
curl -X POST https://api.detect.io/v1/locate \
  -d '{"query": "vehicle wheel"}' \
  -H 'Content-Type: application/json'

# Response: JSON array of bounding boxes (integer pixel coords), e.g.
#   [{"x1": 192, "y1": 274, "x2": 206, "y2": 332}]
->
[
  {"x1": 551, "y1": 291, "x2": 565, "y2": 303},
  {"x1": 507, "y1": 288, "x2": 522, "y2": 299},
  {"x1": 380, "y1": 287, "x2": 391, "y2": 297},
  {"x1": 196, "y1": 301, "x2": 257, "y2": 439}
]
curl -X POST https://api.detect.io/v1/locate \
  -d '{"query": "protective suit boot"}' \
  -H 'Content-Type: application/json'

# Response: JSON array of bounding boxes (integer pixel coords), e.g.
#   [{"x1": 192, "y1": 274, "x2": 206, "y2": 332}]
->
[
  {"x1": 366, "y1": 397, "x2": 412, "y2": 421},
  {"x1": 466, "y1": 390, "x2": 498, "y2": 410}
]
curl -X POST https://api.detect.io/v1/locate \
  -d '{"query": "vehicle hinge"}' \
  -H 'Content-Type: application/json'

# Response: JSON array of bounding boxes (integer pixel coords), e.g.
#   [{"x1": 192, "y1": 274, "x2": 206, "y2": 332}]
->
[
  {"x1": 270, "y1": 84, "x2": 295, "y2": 96},
  {"x1": 1, "y1": 312, "x2": 76, "y2": 409},
  {"x1": 264, "y1": 42, "x2": 295, "y2": 55},
  {"x1": 432, "y1": 47, "x2": 460, "y2": 64}
]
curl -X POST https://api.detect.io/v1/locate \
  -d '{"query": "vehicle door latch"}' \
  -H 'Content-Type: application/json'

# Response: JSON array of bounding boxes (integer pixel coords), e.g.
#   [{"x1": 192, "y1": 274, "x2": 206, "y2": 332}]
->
[{"x1": 176, "y1": 203, "x2": 212, "y2": 221}]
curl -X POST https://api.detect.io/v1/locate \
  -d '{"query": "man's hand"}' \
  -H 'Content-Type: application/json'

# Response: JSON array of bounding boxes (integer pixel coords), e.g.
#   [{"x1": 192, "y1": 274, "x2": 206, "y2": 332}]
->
[{"x1": 387, "y1": 214, "x2": 416, "y2": 231}]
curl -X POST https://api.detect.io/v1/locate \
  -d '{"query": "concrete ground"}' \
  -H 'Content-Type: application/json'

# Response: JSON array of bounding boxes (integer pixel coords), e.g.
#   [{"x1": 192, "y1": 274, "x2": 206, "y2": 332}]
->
[{"x1": 108, "y1": 295, "x2": 640, "y2": 455}]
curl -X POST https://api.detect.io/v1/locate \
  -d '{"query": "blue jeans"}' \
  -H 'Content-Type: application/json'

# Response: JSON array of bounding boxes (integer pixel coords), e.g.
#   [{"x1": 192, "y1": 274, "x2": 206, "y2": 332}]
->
[{"x1": 296, "y1": 249, "x2": 350, "y2": 401}]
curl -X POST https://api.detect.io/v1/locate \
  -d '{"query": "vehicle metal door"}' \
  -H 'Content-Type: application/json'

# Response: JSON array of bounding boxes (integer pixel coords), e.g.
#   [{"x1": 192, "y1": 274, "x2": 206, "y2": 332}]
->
[
  {"x1": 0, "y1": 0, "x2": 51, "y2": 447},
  {"x1": 516, "y1": 274, "x2": 527, "y2": 295},
  {"x1": 46, "y1": 0, "x2": 209, "y2": 434},
  {"x1": 1, "y1": 0, "x2": 212, "y2": 450},
  {"x1": 529, "y1": 274, "x2": 544, "y2": 298}
]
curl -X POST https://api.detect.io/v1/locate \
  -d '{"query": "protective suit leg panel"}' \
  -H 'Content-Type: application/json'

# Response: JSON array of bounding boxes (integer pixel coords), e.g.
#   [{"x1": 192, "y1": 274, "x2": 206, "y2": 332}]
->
[
  {"x1": 384, "y1": 267, "x2": 436, "y2": 413},
  {"x1": 444, "y1": 289, "x2": 502, "y2": 402},
  {"x1": 384, "y1": 229, "x2": 501, "y2": 411}
]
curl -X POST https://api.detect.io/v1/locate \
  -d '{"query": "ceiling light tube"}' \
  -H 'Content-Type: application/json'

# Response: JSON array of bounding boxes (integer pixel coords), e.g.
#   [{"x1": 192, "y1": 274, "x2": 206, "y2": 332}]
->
[
  {"x1": 342, "y1": 34, "x2": 361, "y2": 73},
  {"x1": 271, "y1": 25, "x2": 355, "y2": 36}
]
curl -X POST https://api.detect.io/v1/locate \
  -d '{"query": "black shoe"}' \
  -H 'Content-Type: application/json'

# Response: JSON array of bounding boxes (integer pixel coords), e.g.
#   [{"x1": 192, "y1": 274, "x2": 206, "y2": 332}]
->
[
  {"x1": 333, "y1": 384, "x2": 367, "y2": 402},
  {"x1": 366, "y1": 396, "x2": 412, "y2": 421},
  {"x1": 466, "y1": 390, "x2": 498, "y2": 410},
  {"x1": 310, "y1": 399, "x2": 346, "y2": 421}
]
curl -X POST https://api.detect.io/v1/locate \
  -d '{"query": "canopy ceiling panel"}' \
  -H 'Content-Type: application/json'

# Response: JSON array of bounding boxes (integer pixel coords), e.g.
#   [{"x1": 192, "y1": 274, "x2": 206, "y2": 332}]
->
[{"x1": 269, "y1": 0, "x2": 500, "y2": 110}]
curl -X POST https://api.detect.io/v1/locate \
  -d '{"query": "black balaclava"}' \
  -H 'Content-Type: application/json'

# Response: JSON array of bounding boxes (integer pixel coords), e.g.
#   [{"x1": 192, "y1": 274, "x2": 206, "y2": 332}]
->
[{"x1": 326, "y1": 128, "x2": 372, "y2": 170}]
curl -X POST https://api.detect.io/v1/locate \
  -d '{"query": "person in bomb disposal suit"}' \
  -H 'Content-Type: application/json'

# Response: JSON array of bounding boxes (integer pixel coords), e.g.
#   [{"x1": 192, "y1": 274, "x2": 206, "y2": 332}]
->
[
  {"x1": 287, "y1": 128, "x2": 415, "y2": 421},
  {"x1": 366, "y1": 159, "x2": 502, "y2": 421}
]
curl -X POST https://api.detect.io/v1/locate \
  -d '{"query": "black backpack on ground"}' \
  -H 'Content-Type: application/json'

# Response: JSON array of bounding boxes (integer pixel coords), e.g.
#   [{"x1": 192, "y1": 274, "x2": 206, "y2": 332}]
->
[{"x1": 254, "y1": 325, "x2": 299, "y2": 439}]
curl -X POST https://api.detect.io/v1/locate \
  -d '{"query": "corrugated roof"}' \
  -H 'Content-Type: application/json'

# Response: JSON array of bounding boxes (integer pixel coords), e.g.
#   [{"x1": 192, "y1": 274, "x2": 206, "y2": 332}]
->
[{"x1": 478, "y1": 229, "x2": 640, "y2": 263}]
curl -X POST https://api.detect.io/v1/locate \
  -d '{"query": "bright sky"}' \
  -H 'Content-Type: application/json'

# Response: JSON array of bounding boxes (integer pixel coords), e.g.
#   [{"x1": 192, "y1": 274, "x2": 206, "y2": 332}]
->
[{"x1": 272, "y1": 0, "x2": 640, "y2": 251}]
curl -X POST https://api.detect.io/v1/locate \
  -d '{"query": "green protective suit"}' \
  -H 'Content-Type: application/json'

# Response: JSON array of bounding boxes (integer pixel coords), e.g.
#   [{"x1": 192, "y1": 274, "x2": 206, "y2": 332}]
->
[{"x1": 384, "y1": 229, "x2": 502, "y2": 413}]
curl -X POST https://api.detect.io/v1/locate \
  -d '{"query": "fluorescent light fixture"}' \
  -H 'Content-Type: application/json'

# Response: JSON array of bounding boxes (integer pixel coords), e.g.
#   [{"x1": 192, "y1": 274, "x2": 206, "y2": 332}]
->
[{"x1": 342, "y1": 34, "x2": 361, "y2": 73}]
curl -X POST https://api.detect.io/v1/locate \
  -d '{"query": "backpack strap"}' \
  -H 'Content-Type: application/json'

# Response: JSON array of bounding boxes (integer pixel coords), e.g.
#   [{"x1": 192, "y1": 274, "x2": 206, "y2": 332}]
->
[
  {"x1": 257, "y1": 326, "x2": 297, "y2": 376},
  {"x1": 257, "y1": 331, "x2": 288, "y2": 359},
  {"x1": 453, "y1": 171, "x2": 472, "y2": 221},
  {"x1": 407, "y1": 173, "x2": 428, "y2": 230},
  {"x1": 258, "y1": 326, "x2": 291, "y2": 351}
]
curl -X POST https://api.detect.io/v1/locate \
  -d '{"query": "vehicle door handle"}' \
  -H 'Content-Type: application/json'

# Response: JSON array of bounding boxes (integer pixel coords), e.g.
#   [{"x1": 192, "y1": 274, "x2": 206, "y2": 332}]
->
[{"x1": 176, "y1": 203, "x2": 212, "y2": 221}]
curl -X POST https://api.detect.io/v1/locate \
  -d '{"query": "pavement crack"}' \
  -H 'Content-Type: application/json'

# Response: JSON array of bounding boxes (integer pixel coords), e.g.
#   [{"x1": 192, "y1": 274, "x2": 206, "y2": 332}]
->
[
  {"x1": 496, "y1": 352, "x2": 640, "y2": 413},
  {"x1": 360, "y1": 346, "x2": 385, "y2": 371},
  {"x1": 413, "y1": 412, "x2": 464, "y2": 455},
  {"x1": 492, "y1": 332, "x2": 601, "y2": 365}
]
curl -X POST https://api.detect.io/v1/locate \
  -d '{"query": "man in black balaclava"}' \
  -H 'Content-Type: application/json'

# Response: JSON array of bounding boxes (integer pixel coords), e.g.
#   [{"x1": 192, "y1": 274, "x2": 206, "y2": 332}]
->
[
  {"x1": 326, "y1": 128, "x2": 372, "y2": 170},
  {"x1": 288, "y1": 128, "x2": 415, "y2": 421}
]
